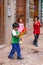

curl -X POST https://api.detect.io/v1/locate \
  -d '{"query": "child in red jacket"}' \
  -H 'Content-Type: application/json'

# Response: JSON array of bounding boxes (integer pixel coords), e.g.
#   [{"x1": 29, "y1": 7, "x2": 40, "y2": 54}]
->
[{"x1": 33, "y1": 16, "x2": 41, "y2": 47}]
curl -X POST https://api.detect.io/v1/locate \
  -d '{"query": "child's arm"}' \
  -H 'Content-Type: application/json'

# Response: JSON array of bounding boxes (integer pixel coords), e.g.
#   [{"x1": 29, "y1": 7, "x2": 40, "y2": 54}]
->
[
  {"x1": 16, "y1": 33, "x2": 22, "y2": 37},
  {"x1": 12, "y1": 30, "x2": 22, "y2": 37}
]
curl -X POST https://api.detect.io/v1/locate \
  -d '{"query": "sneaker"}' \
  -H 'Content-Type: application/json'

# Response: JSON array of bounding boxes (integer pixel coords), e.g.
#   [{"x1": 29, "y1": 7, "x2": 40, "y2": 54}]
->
[
  {"x1": 19, "y1": 41, "x2": 23, "y2": 44},
  {"x1": 8, "y1": 56, "x2": 14, "y2": 59},
  {"x1": 35, "y1": 43, "x2": 38, "y2": 47},
  {"x1": 35, "y1": 44, "x2": 38, "y2": 47},
  {"x1": 17, "y1": 57, "x2": 24, "y2": 60}
]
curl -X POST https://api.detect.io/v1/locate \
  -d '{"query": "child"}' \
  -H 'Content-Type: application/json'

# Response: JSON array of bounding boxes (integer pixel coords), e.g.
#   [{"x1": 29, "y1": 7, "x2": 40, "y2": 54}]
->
[
  {"x1": 18, "y1": 18, "x2": 25, "y2": 44},
  {"x1": 18, "y1": 18, "x2": 25, "y2": 33},
  {"x1": 33, "y1": 16, "x2": 41, "y2": 47},
  {"x1": 8, "y1": 23, "x2": 23, "y2": 59}
]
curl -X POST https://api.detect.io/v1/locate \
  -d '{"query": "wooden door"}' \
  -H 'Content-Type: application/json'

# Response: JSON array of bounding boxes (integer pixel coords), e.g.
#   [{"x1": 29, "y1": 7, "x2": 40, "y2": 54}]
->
[
  {"x1": 0, "y1": 0, "x2": 4, "y2": 44},
  {"x1": 16, "y1": 0, "x2": 26, "y2": 26},
  {"x1": 29, "y1": 0, "x2": 34, "y2": 18},
  {"x1": 34, "y1": 0, "x2": 38, "y2": 17}
]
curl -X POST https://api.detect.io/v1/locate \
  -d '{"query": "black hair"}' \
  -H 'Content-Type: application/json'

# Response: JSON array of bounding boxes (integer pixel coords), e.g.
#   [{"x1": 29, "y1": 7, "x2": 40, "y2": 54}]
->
[
  {"x1": 18, "y1": 18, "x2": 23, "y2": 23},
  {"x1": 18, "y1": 18, "x2": 20, "y2": 23},
  {"x1": 12, "y1": 23, "x2": 19, "y2": 29},
  {"x1": 35, "y1": 16, "x2": 39, "y2": 20}
]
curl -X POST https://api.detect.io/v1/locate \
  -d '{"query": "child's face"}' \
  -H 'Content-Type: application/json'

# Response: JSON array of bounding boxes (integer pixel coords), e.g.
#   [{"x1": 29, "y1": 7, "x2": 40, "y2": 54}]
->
[
  {"x1": 14, "y1": 27, "x2": 18, "y2": 31},
  {"x1": 19, "y1": 19, "x2": 23, "y2": 23},
  {"x1": 35, "y1": 17, "x2": 37, "y2": 21}
]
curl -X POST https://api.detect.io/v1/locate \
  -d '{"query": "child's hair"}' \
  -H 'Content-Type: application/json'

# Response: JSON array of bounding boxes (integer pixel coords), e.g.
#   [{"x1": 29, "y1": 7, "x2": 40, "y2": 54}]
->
[
  {"x1": 35, "y1": 16, "x2": 39, "y2": 20},
  {"x1": 18, "y1": 18, "x2": 23, "y2": 23},
  {"x1": 12, "y1": 23, "x2": 19, "y2": 29}
]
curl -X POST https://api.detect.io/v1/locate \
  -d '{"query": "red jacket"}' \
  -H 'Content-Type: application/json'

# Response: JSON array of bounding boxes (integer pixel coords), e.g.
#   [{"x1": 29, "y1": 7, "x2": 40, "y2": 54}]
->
[{"x1": 33, "y1": 21, "x2": 41, "y2": 34}]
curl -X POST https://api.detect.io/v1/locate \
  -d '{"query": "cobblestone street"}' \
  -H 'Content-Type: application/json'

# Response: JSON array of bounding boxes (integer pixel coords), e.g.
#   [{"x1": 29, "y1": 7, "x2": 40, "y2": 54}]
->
[
  {"x1": 0, "y1": 0, "x2": 43, "y2": 65},
  {"x1": 0, "y1": 26, "x2": 43, "y2": 65}
]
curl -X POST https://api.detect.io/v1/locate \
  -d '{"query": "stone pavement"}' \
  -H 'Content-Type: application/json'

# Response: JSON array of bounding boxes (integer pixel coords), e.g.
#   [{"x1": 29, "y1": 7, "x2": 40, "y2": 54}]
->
[{"x1": 0, "y1": 26, "x2": 43, "y2": 65}]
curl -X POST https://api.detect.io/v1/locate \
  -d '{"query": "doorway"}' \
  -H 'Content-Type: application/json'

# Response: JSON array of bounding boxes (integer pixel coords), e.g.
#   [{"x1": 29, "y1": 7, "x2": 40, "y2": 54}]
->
[
  {"x1": 34, "y1": 0, "x2": 38, "y2": 17},
  {"x1": 16, "y1": 0, "x2": 26, "y2": 26}
]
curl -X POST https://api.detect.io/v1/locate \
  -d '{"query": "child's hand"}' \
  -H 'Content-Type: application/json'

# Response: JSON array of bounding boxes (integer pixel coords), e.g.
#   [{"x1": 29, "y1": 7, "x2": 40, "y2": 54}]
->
[
  {"x1": 19, "y1": 33, "x2": 22, "y2": 36},
  {"x1": 15, "y1": 33, "x2": 22, "y2": 37},
  {"x1": 19, "y1": 32, "x2": 24, "y2": 36},
  {"x1": 17, "y1": 33, "x2": 21, "y2": 37}
]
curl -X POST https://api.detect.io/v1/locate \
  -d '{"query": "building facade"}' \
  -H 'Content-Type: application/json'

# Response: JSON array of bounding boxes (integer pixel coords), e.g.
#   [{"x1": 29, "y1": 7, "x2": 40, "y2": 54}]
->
[
  {"x1": 0, "y1": 0, "x2": 42, "y2": 44},
  {"x1": 0, "y1": 0, "x2": 16, "y2": 44}
]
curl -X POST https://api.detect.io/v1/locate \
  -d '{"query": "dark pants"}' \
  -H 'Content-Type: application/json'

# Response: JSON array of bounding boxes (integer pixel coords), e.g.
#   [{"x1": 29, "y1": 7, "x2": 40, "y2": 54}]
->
[
  {"x1": 8, "y1": 43, "x2": 21, "y2": 58},
  {"x1": 33, "y1": 34, "x2": 39, "y2": 47}
]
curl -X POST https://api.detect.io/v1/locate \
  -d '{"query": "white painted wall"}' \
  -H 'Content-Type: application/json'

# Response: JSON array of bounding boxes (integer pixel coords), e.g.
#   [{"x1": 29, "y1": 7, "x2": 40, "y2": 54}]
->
[
  {"x1": 26, "y1": 0, "x2": 34, "y2": 31},
  {"x1": 38, "y1": 0, "x2": 41, "y2": 22},
  {"x1": 26, "y1": 0, "x2": 29, "y2": 22},
  {"x1": 4, "y1": 0, "x2": 16, "y2": 44}
]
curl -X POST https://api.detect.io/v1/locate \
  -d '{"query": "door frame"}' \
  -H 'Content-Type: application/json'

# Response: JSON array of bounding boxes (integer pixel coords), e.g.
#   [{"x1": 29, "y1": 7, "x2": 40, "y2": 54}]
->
[{"x1": 0, "y1": 0, "x2": 4, "y2": 44}]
